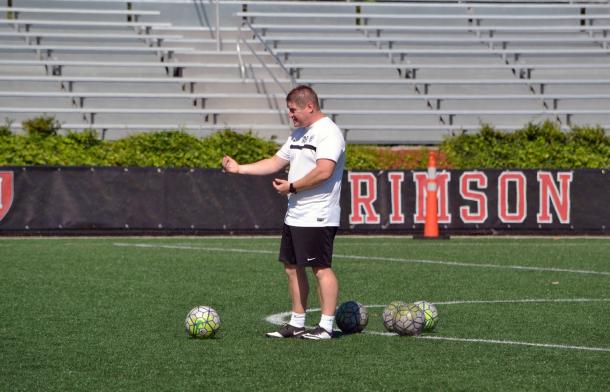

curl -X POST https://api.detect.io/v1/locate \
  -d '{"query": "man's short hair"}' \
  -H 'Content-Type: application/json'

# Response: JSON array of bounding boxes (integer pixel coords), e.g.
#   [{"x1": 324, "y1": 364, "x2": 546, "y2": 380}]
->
[{"x1": 286, "y1": 85, "x2": 320, "y2": 110}]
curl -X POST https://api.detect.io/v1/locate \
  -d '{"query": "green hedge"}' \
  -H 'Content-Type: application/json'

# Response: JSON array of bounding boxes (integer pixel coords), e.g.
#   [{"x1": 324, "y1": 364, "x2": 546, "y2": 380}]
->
[
  {"x1": 0, "y1": 130, "x2": 432, "y2": 169},
  {"x1": 0, "y1": 130, "x2": 280, "y2": 168},
  {"x1": 0, "y1": 116, "x2": 608, "y2": 169},
  {"x1": 441, "y1": 121, "x2": 610, "y2": 169},
  {"x1": 0, "y1": 116, "x2": 431, "y2": 169},
  {"x1": 0, "y1": 116, "x2": 278, "y2": 168}
]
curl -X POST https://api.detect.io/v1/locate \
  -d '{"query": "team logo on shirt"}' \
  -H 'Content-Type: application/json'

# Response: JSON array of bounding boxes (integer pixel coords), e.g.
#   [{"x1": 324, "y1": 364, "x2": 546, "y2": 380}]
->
[
  {"x1": 290, "y1": 133, "x2": 316, "y2": 149},
  {"x1": 292, "y1": 135, "x2": 315, "y2": 144}
]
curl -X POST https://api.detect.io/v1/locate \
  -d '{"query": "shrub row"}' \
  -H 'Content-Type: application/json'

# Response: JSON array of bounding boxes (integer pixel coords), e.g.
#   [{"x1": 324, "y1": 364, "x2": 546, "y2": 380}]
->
[
  {"x1": 0, "y1": 117, "x2": 608, "y2": 169},
  {"x1": 0, "y1": 129, "x2": 276, "y2": 169},
  {"x1": 440, "y1": 121, "x2": 610, "y2": 169},
  {"x1": 0, "y1": 116, "x2": 432, "y2": 169}
]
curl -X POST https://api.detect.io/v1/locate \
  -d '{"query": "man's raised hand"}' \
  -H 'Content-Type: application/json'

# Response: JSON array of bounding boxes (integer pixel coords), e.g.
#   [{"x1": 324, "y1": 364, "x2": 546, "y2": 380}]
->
[{"x1": 222, "y1": 156, "x2": 240, "y2": 173}]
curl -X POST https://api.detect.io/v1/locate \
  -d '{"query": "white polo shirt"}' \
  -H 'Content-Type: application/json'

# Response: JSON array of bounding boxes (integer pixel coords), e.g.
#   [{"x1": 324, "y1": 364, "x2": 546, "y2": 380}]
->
[{"x1": 276, "y1": 116, "x2": 345, "y2": 227}]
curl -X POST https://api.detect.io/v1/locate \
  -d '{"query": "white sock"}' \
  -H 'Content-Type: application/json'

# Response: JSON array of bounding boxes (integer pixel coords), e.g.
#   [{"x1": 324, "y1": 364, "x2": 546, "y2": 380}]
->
[
  {"x1": 319, "y1": 314, "x2": 335, "y2": 333},
  {"x1": 289, "y1": 312, "x2": 306, "y2": 328}
]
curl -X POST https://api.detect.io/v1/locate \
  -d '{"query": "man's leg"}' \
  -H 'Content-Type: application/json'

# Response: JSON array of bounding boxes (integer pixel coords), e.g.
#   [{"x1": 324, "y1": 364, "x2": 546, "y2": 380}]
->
[
  {"x1": 265, "y1": 264, "x2": 309, "y2": 338},
  {"x1": 301, "y1": 266, "x2": 338, "y2": 340},
  {"x1": 285, "y1": 264, "x2": 309, "y2": 314},
  {"x1": 312, "y1": 266, "x2": 338, "y2": 317},
  {"x1": 266, "y1": 225, "x2": 310, "y2": 338}
]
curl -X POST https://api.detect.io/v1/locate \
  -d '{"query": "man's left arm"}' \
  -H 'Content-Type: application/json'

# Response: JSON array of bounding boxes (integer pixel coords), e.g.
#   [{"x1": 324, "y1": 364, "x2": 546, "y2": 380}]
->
[{"x1": 273, "y1": 159, "x2": 335, "y2": 195}]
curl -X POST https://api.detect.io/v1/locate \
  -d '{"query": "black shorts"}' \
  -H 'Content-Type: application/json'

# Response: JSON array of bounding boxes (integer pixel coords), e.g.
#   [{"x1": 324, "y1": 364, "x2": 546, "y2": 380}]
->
[{"x1": 279, "y1": 224, "x2": 338, "y2": 268}]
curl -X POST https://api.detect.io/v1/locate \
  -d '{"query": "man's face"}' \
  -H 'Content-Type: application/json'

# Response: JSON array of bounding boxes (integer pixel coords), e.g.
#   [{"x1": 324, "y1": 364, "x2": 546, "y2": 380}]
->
[{"x1": 287, "y1": 100, "x2": 312, "y2": 128}]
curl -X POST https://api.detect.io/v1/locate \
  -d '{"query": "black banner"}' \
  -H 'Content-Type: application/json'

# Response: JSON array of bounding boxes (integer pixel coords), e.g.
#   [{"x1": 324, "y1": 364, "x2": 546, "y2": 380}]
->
[
  {"x1": 0, "y1": 167, "x2": 286, "y2": 233},
  {"x1": 0, "y1": 167, "x2": 608, "y2": 235}
]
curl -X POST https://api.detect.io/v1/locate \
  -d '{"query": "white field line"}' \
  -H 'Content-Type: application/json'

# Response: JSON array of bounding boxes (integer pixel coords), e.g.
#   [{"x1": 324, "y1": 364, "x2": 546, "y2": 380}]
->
[
  {"x1": 265, "y1": 299, "x2": 610, "y2": 325},
  {"x1": 336, "y1": 254, "x2": 610, "y2": 276},
  {"x1": 265, "y1": 300, "x2": 610, "y2": 353},
  {"x1": 340, "y1": 241, "x2": 610, "y2": 247},
  {"x1": 112, "y1": 242, "x2": 610, "y2": 276},
  {"x1": 417, "y1": 336, "x2": 610, "y2": 353},
  {"x1": 0, "y1": 234, "x2": 610, "y2": 239},
  {"x1": 434, "y1": 298, "x2": 610, "y2": 305},
  {"x1": 113, "y1": 242, "x2": 275, "y2": 254}
]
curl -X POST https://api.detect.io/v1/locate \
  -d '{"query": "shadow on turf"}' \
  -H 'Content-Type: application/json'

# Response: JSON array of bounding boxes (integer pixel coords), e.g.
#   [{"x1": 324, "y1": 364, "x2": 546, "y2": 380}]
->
[{"x1": 330, "y1": 331, "x2": 361, "y2": 339}]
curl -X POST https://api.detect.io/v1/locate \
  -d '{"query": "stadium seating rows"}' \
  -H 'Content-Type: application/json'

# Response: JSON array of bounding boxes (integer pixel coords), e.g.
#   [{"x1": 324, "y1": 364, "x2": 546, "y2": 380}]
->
[{"x1": 1, "y1": 0, "x2": 609, "y2": 144}]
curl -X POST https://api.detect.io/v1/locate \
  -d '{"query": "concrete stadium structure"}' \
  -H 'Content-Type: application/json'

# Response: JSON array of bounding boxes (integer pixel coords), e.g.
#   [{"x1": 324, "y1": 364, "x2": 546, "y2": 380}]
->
[{"x1": 1, "y1": 0, "x2": 609, "y2": 144}]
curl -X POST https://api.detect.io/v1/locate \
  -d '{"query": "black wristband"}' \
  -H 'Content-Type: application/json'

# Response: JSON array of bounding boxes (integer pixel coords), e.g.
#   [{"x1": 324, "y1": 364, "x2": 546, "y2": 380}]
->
[{"x1": 289, "y1": 183, "x2": 297, "y2": 194}]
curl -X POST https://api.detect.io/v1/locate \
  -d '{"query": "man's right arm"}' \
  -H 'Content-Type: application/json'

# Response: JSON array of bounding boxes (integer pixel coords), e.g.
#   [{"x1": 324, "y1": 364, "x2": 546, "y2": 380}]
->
[{"x1": 222, "y1": 154, "x2": 289, "y2": 176}]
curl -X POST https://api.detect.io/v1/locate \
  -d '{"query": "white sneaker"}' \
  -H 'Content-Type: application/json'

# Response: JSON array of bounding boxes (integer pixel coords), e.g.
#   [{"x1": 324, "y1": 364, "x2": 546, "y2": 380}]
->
[
  {"x1": 265, "y1": 323, "x2": 306, "y2": 338},
  {"x1": 301, "y1": 326, "x2": 332, "y2": 340}
]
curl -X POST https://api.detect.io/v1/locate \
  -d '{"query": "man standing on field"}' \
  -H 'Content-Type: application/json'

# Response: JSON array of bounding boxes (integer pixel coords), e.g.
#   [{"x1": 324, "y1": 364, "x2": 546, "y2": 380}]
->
[{"x1": 222, "y1": 85, "x2": 345, "y2": 340}]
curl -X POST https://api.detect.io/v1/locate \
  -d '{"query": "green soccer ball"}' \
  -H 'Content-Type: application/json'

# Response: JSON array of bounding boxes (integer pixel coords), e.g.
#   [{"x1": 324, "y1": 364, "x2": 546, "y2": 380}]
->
[
  {"x1": 414, "y1": 300, "x2": 439, "y2": 332},
  {"x1": 185, "y1": 306, "x2": 221, "y2": 339},
  {"x1": 393, "y1": 303, "x2": 425, "y2": 336},
  {"x1": 335, "y1": 300, "x2": 368, "y2": 334},
  {"x1": 382, "y1": 300, "x2": 406, "y2": 332}
]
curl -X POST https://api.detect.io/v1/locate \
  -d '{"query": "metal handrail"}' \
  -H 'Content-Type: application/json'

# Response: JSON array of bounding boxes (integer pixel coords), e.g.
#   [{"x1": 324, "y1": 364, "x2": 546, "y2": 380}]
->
[
  {"x1": 240, "y1": 19, "x2": 296, "y2": 87},
  {"x1": 236, "y1": 20, "x2": 294, "y2": 94},
  {"x1": 215, "y1": 0, "x2": 220, "y2": 51},
  {"x1": 236, "y1": 25, "x2": 246, "y2": 80},
  {"x1": 235, "y1": 20, "x2": 297, "y2": 126}
]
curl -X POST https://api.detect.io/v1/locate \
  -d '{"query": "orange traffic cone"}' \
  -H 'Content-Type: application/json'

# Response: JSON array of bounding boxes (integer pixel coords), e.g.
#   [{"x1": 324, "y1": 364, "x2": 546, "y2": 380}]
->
[
  {"x1": 414, "y1": 151, "x2": 449, "y2": 240},
  {"x1": 423, "y1": 151, "x2": 439, "y2": 237}
]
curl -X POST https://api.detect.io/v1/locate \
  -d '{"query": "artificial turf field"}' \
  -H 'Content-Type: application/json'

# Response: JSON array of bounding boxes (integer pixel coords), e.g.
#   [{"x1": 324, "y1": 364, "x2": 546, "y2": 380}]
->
[{"x1": 1, "y1": 236, "x2": 609, "y2": 391}]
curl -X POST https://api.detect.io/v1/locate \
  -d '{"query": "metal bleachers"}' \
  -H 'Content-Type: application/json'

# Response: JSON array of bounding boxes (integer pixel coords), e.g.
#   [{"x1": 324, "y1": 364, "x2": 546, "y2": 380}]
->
[
  {"x1": 237, "y1": 0, "x2": 610, "y2": 143},
  {"x1": 1, "y1": 0, "x2": 610, "y2": 144}
]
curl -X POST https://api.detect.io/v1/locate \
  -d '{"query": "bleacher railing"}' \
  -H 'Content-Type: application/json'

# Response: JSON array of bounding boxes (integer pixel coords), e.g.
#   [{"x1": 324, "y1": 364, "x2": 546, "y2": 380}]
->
[{"x1": 237, "y1": 19, "x2": 295, "y2": 90}]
